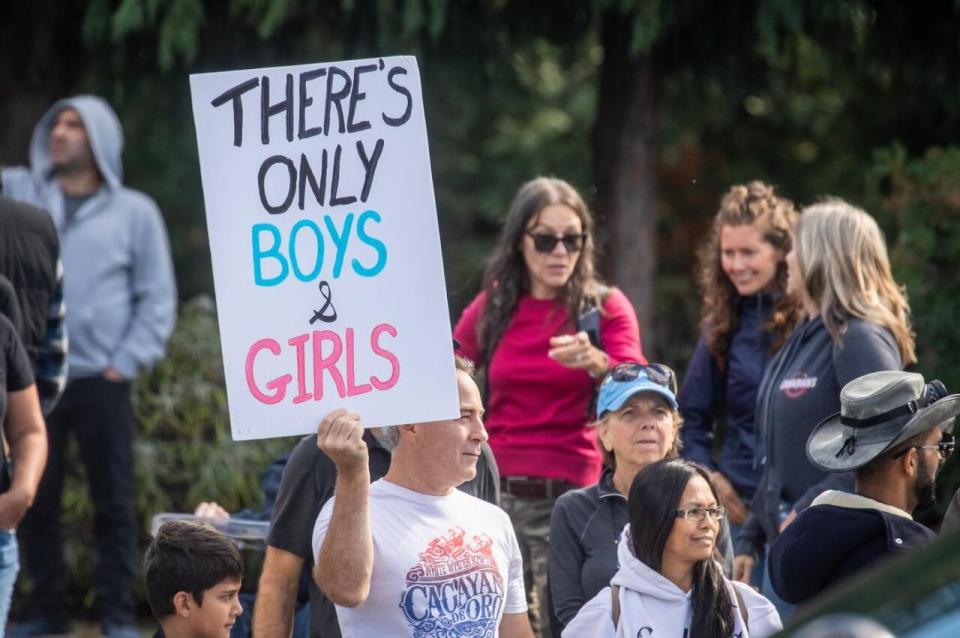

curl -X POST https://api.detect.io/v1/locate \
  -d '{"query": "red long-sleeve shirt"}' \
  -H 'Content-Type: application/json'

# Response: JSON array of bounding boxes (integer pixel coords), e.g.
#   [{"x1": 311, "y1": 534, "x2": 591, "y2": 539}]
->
[{"x1": 454, "y1": 289, "x2": 645, "y2": 487}]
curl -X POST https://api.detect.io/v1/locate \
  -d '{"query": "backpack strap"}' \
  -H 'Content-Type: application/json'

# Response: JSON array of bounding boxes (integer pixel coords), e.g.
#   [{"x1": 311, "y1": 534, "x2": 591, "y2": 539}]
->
[
  {"x1": 610, "y1": 585, "x2": 621, "y2": 629},
  {"x1": 733, "y1": 584, "x2": 749, "y2": 630}
]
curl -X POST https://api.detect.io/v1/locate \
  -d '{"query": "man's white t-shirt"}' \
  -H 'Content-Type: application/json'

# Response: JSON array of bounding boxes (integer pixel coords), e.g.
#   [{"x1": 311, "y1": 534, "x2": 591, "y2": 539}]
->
[{"x1": 313, "y1": 479, "x2": 528, "y2": 637}]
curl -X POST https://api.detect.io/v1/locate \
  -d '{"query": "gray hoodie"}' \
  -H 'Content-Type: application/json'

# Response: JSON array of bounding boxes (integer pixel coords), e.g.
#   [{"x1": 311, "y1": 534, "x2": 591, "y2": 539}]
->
[{"x1": 2, "y1": 95, "x2": 176, "y2": 378}]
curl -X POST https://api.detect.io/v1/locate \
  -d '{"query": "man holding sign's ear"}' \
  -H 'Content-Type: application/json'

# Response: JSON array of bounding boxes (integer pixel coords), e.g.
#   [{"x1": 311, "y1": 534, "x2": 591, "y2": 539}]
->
[{"x1": 312, "y1": 356, "x2": 534, "y2": 638}]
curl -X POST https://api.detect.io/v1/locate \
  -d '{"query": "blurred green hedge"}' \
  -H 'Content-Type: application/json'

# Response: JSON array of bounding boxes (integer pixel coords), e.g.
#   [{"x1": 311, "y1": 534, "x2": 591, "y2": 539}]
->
[
  {"x1": 17, "y1": 296, "x2": 297, "y2": 616},
  {"x1": 869, "y1": 145, "x2": 960, "y2": 524}
]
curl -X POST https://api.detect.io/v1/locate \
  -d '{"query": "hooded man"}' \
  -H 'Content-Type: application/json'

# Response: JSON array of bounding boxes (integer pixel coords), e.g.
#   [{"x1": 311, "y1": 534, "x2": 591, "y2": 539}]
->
[
  {"x1": 2, "y1": 95, "x2": 176, "y2": 638},
  {"x1": 768, "y1": 371, "x2": 959, "y2": 605}
]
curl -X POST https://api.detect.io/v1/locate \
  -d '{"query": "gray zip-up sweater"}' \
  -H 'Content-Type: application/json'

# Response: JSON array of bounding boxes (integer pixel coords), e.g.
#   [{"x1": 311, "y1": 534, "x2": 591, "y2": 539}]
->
[
  {"x1": 1, "y1": 95, "x2": 176, "y2": 378},
  {"x1": 549, "y1": 466, "x2": 734, "y2": 629},
  {"x1": 736, "y1": 316, "x2": 901, "y2": 557}
]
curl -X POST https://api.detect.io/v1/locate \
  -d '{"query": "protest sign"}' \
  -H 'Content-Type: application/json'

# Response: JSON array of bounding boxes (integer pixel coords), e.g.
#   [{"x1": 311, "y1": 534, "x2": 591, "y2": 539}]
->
[{"x1": 190, "y1": 56, "x2": 459, "y2": 440}]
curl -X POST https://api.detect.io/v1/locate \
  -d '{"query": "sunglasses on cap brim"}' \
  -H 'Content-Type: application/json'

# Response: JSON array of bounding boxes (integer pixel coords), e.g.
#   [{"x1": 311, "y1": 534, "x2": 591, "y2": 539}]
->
[{"x1": 601, "y1": 362, "x2": 678, "y2": 396}]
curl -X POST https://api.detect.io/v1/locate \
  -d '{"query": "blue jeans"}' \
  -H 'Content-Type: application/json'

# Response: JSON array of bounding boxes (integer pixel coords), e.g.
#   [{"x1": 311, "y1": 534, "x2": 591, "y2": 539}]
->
[
  {"x1": 760, "y1": 501, "x2": 797, "y2": 621},
  {"x1": 18, "y1": 379, "x2": 137, "y2": 626},
  {"x1": 0, "y1": 530, "x2": 19, "y2": 636},
  {"x1": 759, "y1": 548, "x2": 795, "y2": 622},
  {"x1": 730, "y1": 523, "x2": 792, "y2": 620}
]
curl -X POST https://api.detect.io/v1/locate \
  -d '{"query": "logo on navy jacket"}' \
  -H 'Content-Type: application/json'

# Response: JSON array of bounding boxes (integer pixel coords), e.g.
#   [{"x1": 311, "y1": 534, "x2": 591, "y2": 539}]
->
[
  {"x1": 399, "y1": 527, "x2": 505, "y2": 636},
  {"x1": 779, "y1": 372, "x2": 818, "y2": 399}
]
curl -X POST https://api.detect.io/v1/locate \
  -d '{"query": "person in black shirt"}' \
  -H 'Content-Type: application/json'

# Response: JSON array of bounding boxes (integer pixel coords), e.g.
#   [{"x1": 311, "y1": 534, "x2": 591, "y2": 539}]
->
[{"x1": 0, "y1": 310, "x2": 48, "y2": 628}]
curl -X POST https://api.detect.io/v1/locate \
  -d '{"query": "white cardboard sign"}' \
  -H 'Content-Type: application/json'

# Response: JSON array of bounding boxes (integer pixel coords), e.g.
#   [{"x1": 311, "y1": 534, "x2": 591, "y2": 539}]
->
[{"x1": 189, "y1": 56, "x2": 459, "y2": 440}]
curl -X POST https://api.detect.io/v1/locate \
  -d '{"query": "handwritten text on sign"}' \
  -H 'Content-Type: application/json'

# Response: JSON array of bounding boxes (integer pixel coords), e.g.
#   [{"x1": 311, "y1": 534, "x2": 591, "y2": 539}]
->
[{"x1": 190, "y1": 57, "x2": 458, "y2": 440}]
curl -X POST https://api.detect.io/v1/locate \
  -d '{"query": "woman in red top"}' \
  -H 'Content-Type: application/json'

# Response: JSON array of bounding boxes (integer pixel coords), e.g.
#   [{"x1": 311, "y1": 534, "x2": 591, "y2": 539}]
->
[{"x1": 454, "y1": 176, "x2": 645, "y2": 636}]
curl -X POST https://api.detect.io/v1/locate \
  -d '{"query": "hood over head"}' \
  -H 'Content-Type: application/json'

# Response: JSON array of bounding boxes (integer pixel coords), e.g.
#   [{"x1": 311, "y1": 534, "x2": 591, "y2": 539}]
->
[{"x1": 29, "y1": 95, "x2": 124, "y2": 189}]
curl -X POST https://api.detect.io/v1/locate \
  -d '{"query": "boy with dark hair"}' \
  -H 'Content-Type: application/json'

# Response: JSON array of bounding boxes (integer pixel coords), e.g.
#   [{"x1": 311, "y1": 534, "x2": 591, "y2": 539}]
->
[{"x1": 145, "y1": 520, "x2": 244, "y2": 638}]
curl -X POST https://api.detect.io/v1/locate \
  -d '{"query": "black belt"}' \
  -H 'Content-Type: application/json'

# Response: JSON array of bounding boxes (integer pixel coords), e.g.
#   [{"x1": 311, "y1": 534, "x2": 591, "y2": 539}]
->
[{"x1": 500, "y1": 476, "x2": 573, "y2": 500}]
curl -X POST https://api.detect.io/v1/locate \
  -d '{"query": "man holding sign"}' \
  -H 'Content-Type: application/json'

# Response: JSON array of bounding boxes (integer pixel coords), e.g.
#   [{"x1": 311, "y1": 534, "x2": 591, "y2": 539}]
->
[
  {"x1": 190, "y1": 55, "x2": 502, "y2": 635},
  {"x1": 312, "y1": 356, "x2": 533, "y2": 638}
]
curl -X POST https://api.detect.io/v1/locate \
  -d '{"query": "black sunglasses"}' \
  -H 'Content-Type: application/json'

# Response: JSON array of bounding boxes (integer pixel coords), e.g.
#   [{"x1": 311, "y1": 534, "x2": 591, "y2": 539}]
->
[
  {"x1": 525, "y1": 231, "x2": 587, "y2": 254},
  {"x1": 601, "y1": 362, "x2": 678, "y2": 396}
]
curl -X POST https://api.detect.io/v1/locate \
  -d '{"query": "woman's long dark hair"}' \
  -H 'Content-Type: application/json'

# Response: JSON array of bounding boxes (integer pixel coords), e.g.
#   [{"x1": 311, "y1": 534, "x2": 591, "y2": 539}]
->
[
  {"x1": 629, "y1": 459, "x2": 735, "y2": 638},
  {"x1": 477, "y1": 176, "x2": 606, "y2": 361}
]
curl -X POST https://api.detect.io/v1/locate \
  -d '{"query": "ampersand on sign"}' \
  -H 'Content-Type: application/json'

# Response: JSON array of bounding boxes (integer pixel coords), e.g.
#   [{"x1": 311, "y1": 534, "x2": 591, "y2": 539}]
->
[{"x1": 309, "y1": 281, "x2": 337, "y2": 324}]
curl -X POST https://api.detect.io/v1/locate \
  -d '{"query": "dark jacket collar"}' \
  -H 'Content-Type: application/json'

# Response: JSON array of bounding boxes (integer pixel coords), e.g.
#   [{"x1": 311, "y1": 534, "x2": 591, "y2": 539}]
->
[
  {"x1": 598, "y1": 466, "x2": 626, "y2": 500},
  {"x1": 736, "y1": 291, "x2": 776, "y2": 315}
]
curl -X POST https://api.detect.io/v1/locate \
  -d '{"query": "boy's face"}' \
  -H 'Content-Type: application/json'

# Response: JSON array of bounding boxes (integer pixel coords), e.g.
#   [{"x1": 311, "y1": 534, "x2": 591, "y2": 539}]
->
[{"x1": 186, "y1": 577, "x2": 243, "y2": 637}]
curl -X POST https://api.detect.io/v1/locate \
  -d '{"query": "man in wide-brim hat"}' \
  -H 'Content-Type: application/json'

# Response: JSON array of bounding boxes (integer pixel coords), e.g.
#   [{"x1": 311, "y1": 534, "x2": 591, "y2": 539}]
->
[{"x1": 767, "y1": 370, "x2": 958, "y2": 605}]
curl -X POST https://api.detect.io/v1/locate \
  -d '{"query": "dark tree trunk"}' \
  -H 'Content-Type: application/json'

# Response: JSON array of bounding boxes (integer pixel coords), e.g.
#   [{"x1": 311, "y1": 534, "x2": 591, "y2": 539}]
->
[
  {"x1": 592, "y1": 9, "x2": 662, "y2": 358},
  {"x1": 0, "y1": 1, "x2": 84, "y2": 165}
]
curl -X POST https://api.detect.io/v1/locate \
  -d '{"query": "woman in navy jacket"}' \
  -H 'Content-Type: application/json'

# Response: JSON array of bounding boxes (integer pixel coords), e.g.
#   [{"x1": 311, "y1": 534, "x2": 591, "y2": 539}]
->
[{"x1": 679, "y1": 182, "x2": 800, "y2": 534}]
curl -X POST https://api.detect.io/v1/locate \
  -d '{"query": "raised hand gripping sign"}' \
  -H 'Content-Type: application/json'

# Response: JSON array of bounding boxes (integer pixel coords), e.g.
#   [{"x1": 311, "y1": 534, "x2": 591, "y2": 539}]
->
[{"x1": 190, "y1": 56, "x2": 458, "y2": 440}]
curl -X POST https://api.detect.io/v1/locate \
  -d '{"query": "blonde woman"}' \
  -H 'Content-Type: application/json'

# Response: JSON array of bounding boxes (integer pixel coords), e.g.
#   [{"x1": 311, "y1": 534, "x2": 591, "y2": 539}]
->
[{"x1": 734, "y1": 199, "x2": 915, "y2": 610}]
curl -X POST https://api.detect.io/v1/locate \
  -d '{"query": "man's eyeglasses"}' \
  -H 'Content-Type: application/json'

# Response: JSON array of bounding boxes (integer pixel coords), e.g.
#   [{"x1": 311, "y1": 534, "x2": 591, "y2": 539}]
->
[
  {"x1": 601, "y1": 362, "x2": 678, "y2": 396},
  {"x1": 675, "y1": 506, "x2": 726, "y2": 523},
  {"x1": 893, "y1": 432, "x2": 955, "y2": 460},
  {"x1": 525, "y1": 231, "x2": 587, "y2": 254}
]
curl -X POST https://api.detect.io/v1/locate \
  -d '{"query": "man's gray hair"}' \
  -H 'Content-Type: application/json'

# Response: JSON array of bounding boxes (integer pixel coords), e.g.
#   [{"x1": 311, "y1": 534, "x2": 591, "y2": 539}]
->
[
  {"x1": 371, "y1": 426, "x2": 399, "y2": 450},
  {"x1": 372, "y1": 356, "x2": 475, "y2": 451}
]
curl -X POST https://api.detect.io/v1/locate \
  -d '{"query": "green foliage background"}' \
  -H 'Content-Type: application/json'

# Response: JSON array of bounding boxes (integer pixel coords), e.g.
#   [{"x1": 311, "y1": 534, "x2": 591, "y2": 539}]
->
[
  {"x1": 869, "y1": 146, "x2": 960, "y2": 523},
  {"x1": 23, "y1": 299, "x2": 297, "y2": 615}
]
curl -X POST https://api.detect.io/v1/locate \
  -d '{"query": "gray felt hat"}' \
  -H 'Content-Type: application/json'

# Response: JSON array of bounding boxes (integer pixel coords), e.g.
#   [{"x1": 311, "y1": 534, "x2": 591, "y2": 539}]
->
[{"x1": 807, "y1": 371, "x2": 960, "y2": 472}]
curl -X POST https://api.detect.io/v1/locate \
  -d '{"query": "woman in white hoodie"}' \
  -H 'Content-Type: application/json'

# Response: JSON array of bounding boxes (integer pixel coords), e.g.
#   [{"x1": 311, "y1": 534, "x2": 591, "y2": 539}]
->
[{"x1": 563, "y1": 459, "x2": 781, "y2": 638}]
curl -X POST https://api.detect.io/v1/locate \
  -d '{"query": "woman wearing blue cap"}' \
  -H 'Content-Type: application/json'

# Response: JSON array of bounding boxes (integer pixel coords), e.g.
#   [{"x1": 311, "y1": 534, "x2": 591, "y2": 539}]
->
[{"x1": 548, "y1": 363, "x2": 733, "y2": 631}]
